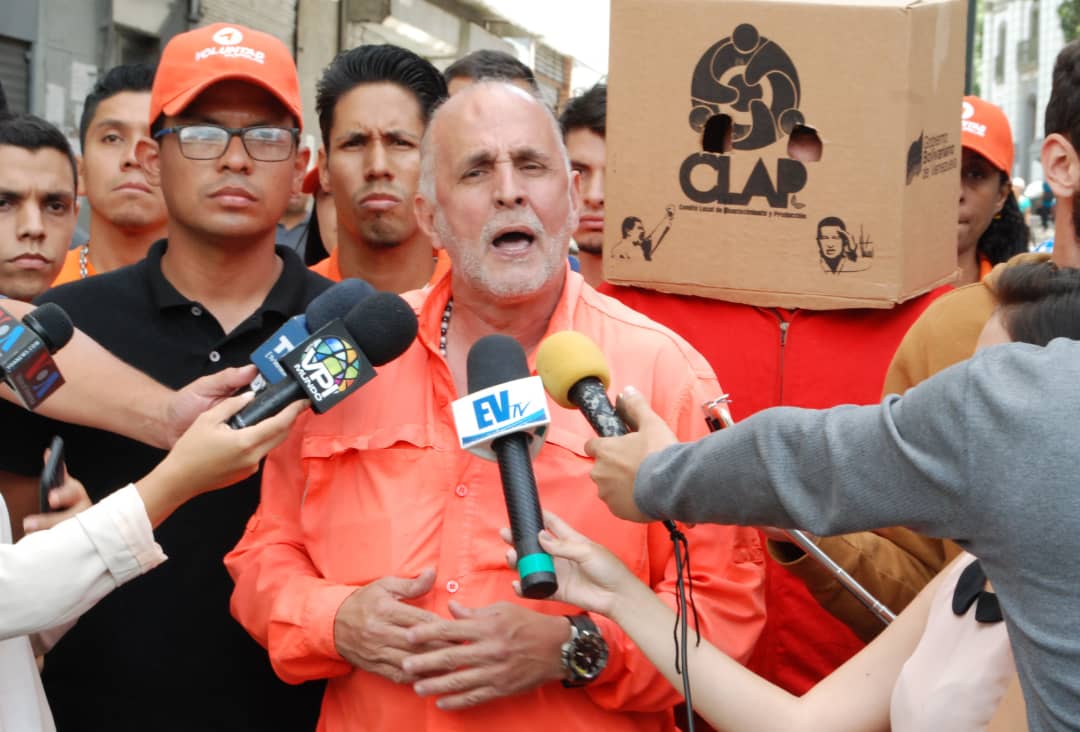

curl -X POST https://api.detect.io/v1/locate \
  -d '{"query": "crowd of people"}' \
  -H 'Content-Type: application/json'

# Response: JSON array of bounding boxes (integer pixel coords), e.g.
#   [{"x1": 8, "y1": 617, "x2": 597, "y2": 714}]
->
[{"x1": 0, "y1": 18, "x2": 1077, "y2": 732}]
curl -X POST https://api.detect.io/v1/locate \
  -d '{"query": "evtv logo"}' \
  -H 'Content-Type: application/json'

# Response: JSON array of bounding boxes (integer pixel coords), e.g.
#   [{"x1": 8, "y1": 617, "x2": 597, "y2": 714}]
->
[{"x1": 473, "y1": 390, "x2": 531, "y2": 428}]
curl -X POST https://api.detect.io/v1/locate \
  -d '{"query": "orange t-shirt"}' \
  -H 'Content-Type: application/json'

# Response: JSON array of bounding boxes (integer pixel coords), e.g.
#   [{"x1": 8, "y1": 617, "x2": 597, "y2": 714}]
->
[
  {"x1": 51, "y1": 246, "x2": 97, "y2": 287},
  {"x1": 226, "y1": 270, "x2": 767, "y2": 732},
  {"x1": 310, "y1": 247, "x2": 451, "y2": 288}
]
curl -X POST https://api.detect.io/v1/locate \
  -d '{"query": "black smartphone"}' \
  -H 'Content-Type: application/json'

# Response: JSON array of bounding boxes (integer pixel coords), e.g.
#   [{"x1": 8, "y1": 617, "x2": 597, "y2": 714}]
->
[{"x1": 39, "y1": 435, "x2": 65, "y2": 513}]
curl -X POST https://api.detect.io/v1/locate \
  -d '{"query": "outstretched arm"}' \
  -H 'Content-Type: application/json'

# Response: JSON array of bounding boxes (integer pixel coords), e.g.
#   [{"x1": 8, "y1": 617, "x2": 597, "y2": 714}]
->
[{"x1": 521, "y1": 511, "x2": 941, "y2": 732}]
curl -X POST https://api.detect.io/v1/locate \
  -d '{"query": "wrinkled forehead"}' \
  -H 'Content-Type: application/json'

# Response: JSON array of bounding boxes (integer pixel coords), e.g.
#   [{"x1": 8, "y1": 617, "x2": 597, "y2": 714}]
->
[{"x1": 433, "y1": 83, "x2": 561, "y2": 164}]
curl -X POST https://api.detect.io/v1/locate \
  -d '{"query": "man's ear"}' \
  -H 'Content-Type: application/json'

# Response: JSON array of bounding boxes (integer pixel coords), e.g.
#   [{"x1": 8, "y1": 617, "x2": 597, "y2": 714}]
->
[
  {"x1": 1042, "y1": 132, "x2": 1080, "y2": 200},
  {"x1": 317, "y1": 146, "x2": 330, "y2": 194},
  {"x1": 76, "y1": 154, "x2": 86, "y2": 197},
  {"x1": 136, "y1": 137, "x2": 161, "y2": 187},
  {"x1": 292, "y1": 146, "x2": 311, "y2": 195},
  {"x1": 415, "y1": 193, "x2": 442, "y2": 250}
]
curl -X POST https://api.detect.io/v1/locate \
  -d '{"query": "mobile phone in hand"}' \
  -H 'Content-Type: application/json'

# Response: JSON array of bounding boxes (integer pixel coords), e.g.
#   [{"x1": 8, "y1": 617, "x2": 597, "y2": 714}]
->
[{"x1": 39, "y1": 436, "x2": 65, "y2": 513}]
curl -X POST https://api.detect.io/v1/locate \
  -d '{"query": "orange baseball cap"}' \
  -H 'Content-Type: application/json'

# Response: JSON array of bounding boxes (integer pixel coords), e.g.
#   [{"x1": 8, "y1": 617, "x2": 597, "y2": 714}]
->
[
  {"x1": 150, "y1": 23, "x2": 302, "y2": 128},
  {"x1": 961, "y1": 96, "x2": 1013, "y2": 174}
]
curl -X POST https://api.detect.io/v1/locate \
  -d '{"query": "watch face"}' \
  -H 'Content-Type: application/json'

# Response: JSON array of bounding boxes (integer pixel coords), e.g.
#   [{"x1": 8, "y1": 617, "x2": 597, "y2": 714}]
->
[{"x1": 569, "y1": 631, "x2": 609, "y2": 680}]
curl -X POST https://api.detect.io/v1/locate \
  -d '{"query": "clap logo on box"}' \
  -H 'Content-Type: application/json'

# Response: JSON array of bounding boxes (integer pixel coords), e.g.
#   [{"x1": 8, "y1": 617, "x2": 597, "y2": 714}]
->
[{"x1": 679, "y1": 23, "x2": 808, "y2": 209}]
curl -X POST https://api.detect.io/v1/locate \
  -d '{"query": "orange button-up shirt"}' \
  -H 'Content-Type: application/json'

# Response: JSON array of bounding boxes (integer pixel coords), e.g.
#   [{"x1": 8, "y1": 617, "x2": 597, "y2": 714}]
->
[
  {"x1": 226, "y1": 269, "x2": 765, "y2": 732},
  {"x1": 310, "y1": 246, "x2": 451, "y2": 287},
  {"x1": 51, "y1": 246, "x2": 95, "y2": 287}
]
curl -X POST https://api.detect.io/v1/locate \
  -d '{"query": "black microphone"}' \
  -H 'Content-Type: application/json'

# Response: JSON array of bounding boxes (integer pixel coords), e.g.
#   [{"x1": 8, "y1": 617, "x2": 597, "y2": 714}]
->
[
  {"x1": 249, "y1": 278, "x2": 375, "y2": 391},
  {"x1": 466, "y1": 335, "x2": 557, "y2": 599},
  {"x1": 0, "y1": 302, "x2": 73, "y2": 409},
  {"x1": 228, "y1": 292, "x2": 418, "y2": 428}
]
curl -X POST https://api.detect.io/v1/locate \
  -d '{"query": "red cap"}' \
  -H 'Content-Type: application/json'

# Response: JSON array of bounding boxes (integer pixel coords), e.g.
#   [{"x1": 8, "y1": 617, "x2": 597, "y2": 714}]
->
[
  {"x1": 301, "y1": 166, "x2": 321, "y2": 194},
  {"x1": 961, "y1": 96, "x2": 1013, "y2": 174},
  {"x1": 150, "y1": 24, "x2": 302, "y2": 128}
]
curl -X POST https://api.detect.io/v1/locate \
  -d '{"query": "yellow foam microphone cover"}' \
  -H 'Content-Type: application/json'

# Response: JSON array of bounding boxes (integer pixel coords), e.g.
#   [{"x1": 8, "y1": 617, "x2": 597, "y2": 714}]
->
[{"x1": 535, "y1": 330, "x2": 611, "y2": 409}]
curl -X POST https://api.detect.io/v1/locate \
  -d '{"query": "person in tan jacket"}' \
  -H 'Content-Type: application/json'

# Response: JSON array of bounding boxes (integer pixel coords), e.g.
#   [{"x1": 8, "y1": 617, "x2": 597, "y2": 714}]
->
[{"x1": 766, "y1": 40, "x2": 1080, "y2": 642}]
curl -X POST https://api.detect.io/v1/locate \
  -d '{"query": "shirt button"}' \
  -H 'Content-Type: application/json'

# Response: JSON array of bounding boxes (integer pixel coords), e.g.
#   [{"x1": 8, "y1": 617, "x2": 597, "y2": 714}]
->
[
  {"x1": 191, "y1": 305, "x2": 203, "y2": 316},
  {"x1": 208, "y1": 350, "x2": 221, "y2": 363},
  {"x1": 454, "y1": 484, "x2": 468, "y2": 497},
  {"x1": 446, "y1": 580, "x2": 460, "y2": 593}
]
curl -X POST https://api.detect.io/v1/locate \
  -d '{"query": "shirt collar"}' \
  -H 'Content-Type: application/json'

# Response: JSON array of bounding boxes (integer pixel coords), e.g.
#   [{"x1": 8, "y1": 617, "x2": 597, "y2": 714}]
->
[
  {"x1": 146, "y1": 238, "x2": 310, "y2": 317},
  {"x1": 415, "y1": 262, "x2": 584, "y2": 359}
]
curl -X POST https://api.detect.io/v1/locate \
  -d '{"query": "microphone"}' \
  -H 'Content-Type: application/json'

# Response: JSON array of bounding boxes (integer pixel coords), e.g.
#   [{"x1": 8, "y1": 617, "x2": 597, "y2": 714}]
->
[
  {"x1": 0, "y1": 302, "x2": 73, "y2": 410},
  {"x1": 249, "y1": 278, "x2": 375, "y2": 391},
  {"x1": 535, "y1": 330, "x2": 624, "y2": 437},
  {"x1": 228, "y1": 292, "x2": 418, "y2": 428},
  {"x1": 458, "y1": 335, "x2": 557, "y2": 599},
  {"x1": 536, "y1": 330, "x2": 682, "y2": 535}
]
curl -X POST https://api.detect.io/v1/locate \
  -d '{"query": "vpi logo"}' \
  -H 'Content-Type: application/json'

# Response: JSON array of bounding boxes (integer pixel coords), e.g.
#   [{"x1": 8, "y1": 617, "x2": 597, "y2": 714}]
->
[
  {"x1": 295, "y1": 336, "x2": 362, "y2": 401},
  {"x1": 452, "y1": 376, "x2": 551, "y2": 458},
  {"x1": 681, "y1": 23, "x2": 807, "y2": 208},
  {"x1": 212, "y1": 27, "x2": 244, "y2": 45}
]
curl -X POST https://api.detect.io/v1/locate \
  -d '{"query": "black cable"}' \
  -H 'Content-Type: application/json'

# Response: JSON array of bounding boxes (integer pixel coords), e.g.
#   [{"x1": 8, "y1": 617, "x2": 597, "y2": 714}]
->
[{"x1": 665, "y1": 519, "x2": 701, "y2": 732}]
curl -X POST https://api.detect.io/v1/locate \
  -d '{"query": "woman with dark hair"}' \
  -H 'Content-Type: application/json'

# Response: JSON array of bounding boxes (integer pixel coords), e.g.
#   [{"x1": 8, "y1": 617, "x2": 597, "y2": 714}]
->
[
  {"x1": 958, "y1": 96, "x2": 1030, "y2": 284},
  {"x1": 514, "y1": 262, "x2": 1080, "y2": 732}
]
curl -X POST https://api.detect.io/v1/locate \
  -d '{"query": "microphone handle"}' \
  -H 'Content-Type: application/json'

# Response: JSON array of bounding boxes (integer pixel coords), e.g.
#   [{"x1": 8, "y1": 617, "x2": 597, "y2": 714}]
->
[
  {"x1": 228, "y1": 377, "x2": 306, "y2": 429},
  {"x1": 568, "y1": 378, "x2": 627, "y2": 437},
  {"x1": 491, "y1": 432, "x2": 557, "y2": 599}
]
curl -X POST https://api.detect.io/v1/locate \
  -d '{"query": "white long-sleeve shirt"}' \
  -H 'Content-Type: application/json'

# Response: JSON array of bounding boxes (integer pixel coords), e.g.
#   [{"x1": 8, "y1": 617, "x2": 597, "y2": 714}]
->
[{"x1": 0, "y1": 485, "x2": 166, "y2": 731}]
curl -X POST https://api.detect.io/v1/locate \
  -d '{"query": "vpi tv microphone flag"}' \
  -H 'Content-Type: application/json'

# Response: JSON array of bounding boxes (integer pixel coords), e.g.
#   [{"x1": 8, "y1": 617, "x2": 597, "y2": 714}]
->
[
  {"x1": 0, "y1": 303, "x2": 72, "y2": 410},
  {"x1": 249, "y1": 278, "x2": 375, "y2": 391}
]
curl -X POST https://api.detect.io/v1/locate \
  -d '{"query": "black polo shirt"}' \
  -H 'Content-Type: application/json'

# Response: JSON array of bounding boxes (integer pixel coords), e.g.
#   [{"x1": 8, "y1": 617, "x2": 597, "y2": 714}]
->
[{"x1": 0, "y1": 240, "x2": 331, "y2": 732}]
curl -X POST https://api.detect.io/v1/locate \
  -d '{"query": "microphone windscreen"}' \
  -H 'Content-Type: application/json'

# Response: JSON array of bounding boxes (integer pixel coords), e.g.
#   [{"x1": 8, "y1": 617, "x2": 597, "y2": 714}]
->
[
  {"x1": 535, "y1": 330, "x2": 610, "y2": 409},
  {"x1": 341, "y1": 292, "x2": 418, "y2": 366},
  {"x1": 467, "y1": 334, "x2": 529, "y2": 393},
  {"x1": 306, "y1": 278, "x2": 375, "y2": 331},
  {"x1": 23, "y1": 303, "x2": 74, "y2": 353}
]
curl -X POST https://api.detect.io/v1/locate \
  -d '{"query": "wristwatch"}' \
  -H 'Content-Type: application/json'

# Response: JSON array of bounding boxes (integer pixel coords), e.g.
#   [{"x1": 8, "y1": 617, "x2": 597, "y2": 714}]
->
[{"x1": 560, "y1": 614, "x2": 608, "y2": 687}]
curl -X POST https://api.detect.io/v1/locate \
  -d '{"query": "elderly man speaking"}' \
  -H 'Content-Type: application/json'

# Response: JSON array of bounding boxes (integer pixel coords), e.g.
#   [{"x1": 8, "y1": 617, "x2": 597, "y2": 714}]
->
[{"x1": 226, "y1": 80, "x2": 766, "y2": 731}]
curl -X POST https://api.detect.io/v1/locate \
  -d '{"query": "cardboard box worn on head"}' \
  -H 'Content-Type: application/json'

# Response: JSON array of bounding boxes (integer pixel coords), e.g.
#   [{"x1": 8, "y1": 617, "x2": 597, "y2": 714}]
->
[{"x1": 605, "y1": 0, "x2": 965, "y2": 309}]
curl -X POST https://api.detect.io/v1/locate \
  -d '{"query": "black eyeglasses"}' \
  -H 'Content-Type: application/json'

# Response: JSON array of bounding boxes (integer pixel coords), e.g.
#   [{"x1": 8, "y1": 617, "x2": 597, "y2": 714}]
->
[{"x1": 153, "y1": 124, "x2": 299, "y2": 162}]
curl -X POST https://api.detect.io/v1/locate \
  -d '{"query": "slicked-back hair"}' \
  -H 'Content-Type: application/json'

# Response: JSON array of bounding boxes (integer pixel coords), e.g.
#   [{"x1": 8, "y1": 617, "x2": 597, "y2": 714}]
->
[
  {"x1": 560, "y1": 83, "x2": 606, "y2": 138},
  {"x1": 1046, "y1": 41, "x2": 1080, "y2": 147},
  {"x1": 995, "y1": 261, "x2": 1080, "y2": 345},
  {"x1": 78, "y1": 63, "x2": 156, "y2": 149},
  {"x1": 316, "y1": 44, "x2": 447, "y2": 148},
  {"x1": 444, "y1": 49, "x2": 538, "y2": 93},
  {"x1": 0, "y1": 113, "x2": 78, "y2": 192}
]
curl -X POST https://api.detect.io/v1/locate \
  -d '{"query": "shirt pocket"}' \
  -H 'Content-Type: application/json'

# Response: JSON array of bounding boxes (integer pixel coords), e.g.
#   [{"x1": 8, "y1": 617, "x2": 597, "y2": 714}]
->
[{"x1": 297, "y1": 425, "x2": 452, "y2": 586}]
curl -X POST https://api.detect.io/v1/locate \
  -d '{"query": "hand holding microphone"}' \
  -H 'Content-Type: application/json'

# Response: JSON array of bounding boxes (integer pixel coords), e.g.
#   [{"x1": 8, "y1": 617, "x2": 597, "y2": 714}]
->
[{"x1": 536, "y1": 331, "x2": 676, "y2": 523}]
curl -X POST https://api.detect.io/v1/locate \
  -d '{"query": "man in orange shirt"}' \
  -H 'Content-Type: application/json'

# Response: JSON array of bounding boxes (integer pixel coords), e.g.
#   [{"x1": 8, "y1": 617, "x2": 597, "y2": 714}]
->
[
  {"x1": 310, "y1": 44, "x2": 450, "y2": 292},
  {"x1": 53, "y1": 63, "x2": 167, "y2": 285},
  {"x1": 227, "y1": 81, "x2": 765, "y2": 731}
]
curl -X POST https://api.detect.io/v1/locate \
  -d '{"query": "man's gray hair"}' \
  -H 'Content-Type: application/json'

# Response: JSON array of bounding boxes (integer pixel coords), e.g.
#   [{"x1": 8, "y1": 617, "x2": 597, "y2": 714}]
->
[{"x1": 417, "y1": 80, "x2": 571, "y2": 205}]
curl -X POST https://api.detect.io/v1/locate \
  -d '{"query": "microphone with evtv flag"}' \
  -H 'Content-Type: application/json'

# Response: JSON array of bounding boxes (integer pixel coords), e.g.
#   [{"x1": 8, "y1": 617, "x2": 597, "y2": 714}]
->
[
  {"x1": 248, "y1": 278, "x2": 375, "y2": 392},
  {"x1": 228, "y1": 291, "x2": 418, "y2": 429},
  {"x1": 451, "y1": 335, "x2": 557, "y2": 599},
  {"x1": 0, "y1": 302, "x2": 73, "y2": 410}
]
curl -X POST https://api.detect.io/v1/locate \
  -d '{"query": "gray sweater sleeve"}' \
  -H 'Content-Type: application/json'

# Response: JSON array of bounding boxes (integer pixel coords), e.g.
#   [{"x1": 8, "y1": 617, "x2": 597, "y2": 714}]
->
[{"x1": 635, "y1": 347, "x2": 989, "y2": 541}]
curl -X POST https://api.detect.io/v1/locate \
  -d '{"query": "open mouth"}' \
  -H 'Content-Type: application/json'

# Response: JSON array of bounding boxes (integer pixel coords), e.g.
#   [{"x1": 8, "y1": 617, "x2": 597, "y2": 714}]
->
[{"x1": 492, "y1": 227, "x2": 536, "y2": 253}]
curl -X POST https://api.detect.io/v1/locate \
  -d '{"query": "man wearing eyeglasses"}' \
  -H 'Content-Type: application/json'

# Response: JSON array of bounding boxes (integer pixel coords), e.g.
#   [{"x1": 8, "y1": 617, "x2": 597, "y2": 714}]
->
[{"x1": 0, "y1": 24, "x2": 330, "y2": 732}]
